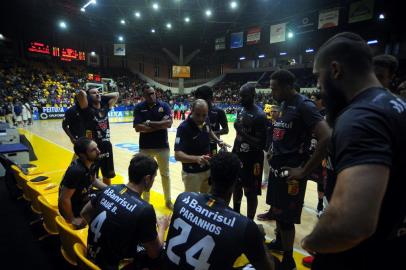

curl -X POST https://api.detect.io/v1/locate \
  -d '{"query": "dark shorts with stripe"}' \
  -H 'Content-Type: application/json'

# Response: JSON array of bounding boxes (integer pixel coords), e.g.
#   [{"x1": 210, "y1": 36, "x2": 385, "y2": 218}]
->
[
  {"x1": 237, "y1": 152, "x2": 264, "y2": 195},
  {"x1": 268, "y1": 156, "x2": 307, "y2": 224},
  {"x1": 95, "y1": 140, "x2": 116, "y2": 179}
]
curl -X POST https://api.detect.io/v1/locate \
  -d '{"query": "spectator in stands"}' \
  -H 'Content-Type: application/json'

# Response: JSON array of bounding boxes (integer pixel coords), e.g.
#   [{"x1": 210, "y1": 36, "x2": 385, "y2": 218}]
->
[
  {"x1": 58, "y1": 137, "x2": 106, "y2": 228},
  {"x1": 398, "y1": 81, "x2": 406, "y2": 98},
  {"x1": 2, "y1": 100, "x2": 13, "y2": 126},
  {"x1": 180, "y1": 102, "x2": 187, "y2": 120},
  {"x1": 173, "y1": 102, "x2": 180, "y2": 120},
  {"x1": 133, "y1": 84, "x2": 173, "y2": 209},
  {"x1": 81, "y1": 154, "x2": 170, "y2": 270},
  {"x1": 373, "y1": 54, "x2": 398, "y2": 91},
  {"x1": 13, "y1": 99, "x2": 23, "y2": 126}
]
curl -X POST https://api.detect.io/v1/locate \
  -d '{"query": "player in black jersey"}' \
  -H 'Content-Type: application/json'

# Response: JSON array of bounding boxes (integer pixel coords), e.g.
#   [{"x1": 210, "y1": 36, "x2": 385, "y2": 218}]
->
[
  {"x1": 62, "y1": 97, "x2": 85, "y2": 145},
  {"x1": 77, "y1": 88, "x2": 119, "y2": 185},
  {"x1": 58, "y1": 137, "x2": 106, "y2": 228},
  {"x1": 267, "y1": 70, "x2": 331, "y2": 270},
  {"x1": 194, "y1": 86, "x2": 229, "y2": 155},
  {"x1": 81, "y1": 154, "x2": 170, "y2": 270},
  {"x1": 302, "y1": 32, "x2": 406, "y2": 270},
  {"x1": 165, "y1": 152, "x2": 275, "y2": 270},
  {"x1": 232, "y1": 83, "x2": 267, "y2": 220}
]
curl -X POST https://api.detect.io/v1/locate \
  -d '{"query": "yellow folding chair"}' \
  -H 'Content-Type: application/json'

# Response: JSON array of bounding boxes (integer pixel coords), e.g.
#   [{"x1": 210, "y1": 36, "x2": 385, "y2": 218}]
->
[
  {"x1": 55, "y1": 216, "x2": 88, "y2": 266},
  {"x1": 37, "y1": 195, "x2": 60, "y2": 236},
  {"x1": 26, "y1": 182, "x2": 58, "y2": 214},
  {"x1": 73, "y1": 243, "x2": 101, "y2": 270}
]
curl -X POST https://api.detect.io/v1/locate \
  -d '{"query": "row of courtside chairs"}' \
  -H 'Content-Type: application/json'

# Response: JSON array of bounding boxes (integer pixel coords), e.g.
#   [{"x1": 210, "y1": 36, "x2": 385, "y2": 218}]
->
[{"x1": 0, "y1": 154, "x2": 101, "y2": 270}]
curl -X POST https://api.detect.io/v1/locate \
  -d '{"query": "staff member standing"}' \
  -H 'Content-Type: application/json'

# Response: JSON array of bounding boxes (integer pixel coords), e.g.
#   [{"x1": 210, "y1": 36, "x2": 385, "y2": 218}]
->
[
  {"x1": 77, "y1": 88, "x2": 119, "y2": 186},
  {"x1": 62, "y1": 97, "x2": 85, "y2": 145},
  {"x1": 194, "y1": 85, "x2": 229, "y2": 155},
  {"x1": 302, "y1": 32, "x2": 406, "y2": 270},
  {"x1": 133, "y1": 84, "x2": 173, "y2": 209},
  {"x1": 174, "y1": 99, "x2": 226, "y2": 193},
  {"x1": 232, "y1": 83, "x2": 267, "y2": 220},
  {"x1": 267, "y1": 70, "x2": 330, "y2": 270}
]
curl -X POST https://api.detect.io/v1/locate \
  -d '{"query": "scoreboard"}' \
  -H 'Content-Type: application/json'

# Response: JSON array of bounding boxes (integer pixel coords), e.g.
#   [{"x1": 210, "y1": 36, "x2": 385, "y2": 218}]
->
[{"x1": 28, "y1": 41, "x2": 86, "y2": 62}]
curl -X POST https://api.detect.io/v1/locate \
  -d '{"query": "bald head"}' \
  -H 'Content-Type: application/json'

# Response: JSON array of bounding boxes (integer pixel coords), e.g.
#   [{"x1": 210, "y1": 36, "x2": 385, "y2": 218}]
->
[
  {"x1": 191, "y1": 99, "x2": 208, "y2": 126},
  {"x1": 239, "y1": 82, "x2": 256, "y2": 108}
]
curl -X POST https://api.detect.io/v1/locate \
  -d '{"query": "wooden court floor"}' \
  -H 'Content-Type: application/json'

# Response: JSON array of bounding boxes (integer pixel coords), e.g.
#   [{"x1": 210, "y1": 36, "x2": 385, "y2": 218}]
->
[{"x1": 24, "y1": 119, "x2": 319, "y2": 257}]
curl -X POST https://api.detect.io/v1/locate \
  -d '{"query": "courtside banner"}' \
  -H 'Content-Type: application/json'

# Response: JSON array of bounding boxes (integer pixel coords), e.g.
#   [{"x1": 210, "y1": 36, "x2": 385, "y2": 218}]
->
[
  {"x1": 318, "y1": 8, "x2": 340, "y2": 29},
  {"x1": 230, "y1": 32, "x2": 244, "y2": 49},
  {"x1": 39, "y1": 107, "x2": 67, "y2": 120},
  {"x1": 270, "y1": 23, "x2": 286, "y2": 44},
  {"x1": 348, "y1": 0, "x2": 374, "y2": 23},
  {"x1": 247, "y1": 27, "x2": 261, "y2": 45}
]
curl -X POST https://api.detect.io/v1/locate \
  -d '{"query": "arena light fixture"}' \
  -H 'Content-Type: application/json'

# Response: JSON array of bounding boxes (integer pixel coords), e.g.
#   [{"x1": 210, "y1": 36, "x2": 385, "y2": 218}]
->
[
  {"x1": 205, "y1": 9, "x2": 212, "y2": 17},
  {"x1": 59, "y1": 21, "x2": 67, "y2": 29},
  {"x1": 184, "y1": 17, "x2": 190, "y2": 23},
  {"x1": 80, "y1": 7, "x2": 85, "y2": 12},
  {"x1": 81, "y1": 0, "x2": 96, "y2": 11},
  {"x1": 258, "y1": 54, "x2": 265, "y2": 58},
  {"x1": 367, "y1": 40, "x2": 378, "y2": 45},
  {"x1": 166, "y1": 23, "x2": 172, "y2": 29},
  {"x1": 91, "y1": 51, "x2": 96, "y2": 56},
  {"x1": 287, "y1": 32, "x2": 294, "y2": 39},
  {"x1": 305, "y1": 48, "x2": 314, "y2": 53},
  {"x1": 135, "y1": 12, "x2": 141, "y2": 18},
  {"x1": 120, "y1": 19, "x2": 126, "y2": 25},
  {"x1": 0, "y1": 34, "x2": 4, "y2": 40},
  {"x1": 279, "y1": 52, "x2": 287, "y2": 56},
  {"x1": 379, "y1": 13, "x2": 385, "y2": 20},
  {"x1": 239, "y1": 56, "x2": 246, "y2": 60},
  {"x1": 152, "y1": 3, "x2": 159, "y2": 10},
  {"x1": 118, "y1": 36, "x2": 124, "y2": 42},
  {"x1": 151, "y1": 28, "x2": 156, "y2": 33},
  {"x1": 230, "y1": 1, "x2": 238, "y2": 9}
]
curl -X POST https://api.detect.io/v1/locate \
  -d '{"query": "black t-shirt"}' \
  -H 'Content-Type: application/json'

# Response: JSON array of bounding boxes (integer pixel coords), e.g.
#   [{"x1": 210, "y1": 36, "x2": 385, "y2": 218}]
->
[
  {"x1": 208, "y1": 105, "x2": 228, "y2": 143},
  {"x1": 87, "y1": 184, "x2": 158, "y2": 270},
  {"x1": 314, "y1": 87, "x2": 406, "y2": 269},
  {"x1": 83, "y1": 97, "x2": 111, "y2": 142},
  {"x1": 232, "y1": 105, "x2": 267, "y2": 154},
  {"x1": 133, "y1": 100, "x2": 172, "y2": 149},
  {"x1": 165, "y1": 192, "x2": 266, "y2": 270},
  {"x1": 62, "y1": 105, "x2": 85, "y2": 140},
  {"x1": 174, "y1": 117, "x2": 211, "y2": 173},
  {"x1": 59, "y1": 159, "x2": 95, "y2": 217},
  {"x1": 271, "y1": 94, "x2": 323, "y2": 161}
]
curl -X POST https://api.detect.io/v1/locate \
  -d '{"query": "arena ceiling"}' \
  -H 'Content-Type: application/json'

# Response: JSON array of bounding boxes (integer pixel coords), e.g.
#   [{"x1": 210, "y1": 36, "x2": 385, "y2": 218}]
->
[{"x1": 0, "y1": 0, "x2": 401, "y2": 54}]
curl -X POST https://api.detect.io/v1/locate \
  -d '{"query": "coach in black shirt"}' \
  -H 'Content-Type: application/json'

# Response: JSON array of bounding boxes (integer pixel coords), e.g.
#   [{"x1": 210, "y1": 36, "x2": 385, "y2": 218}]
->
[
  {"x1": 165, "y1": 152, "x2": 275, "y2": 270},
  {"x1": 133, "y1": 84, "x2": 173, "y2": 208},
  {"x1": 302, "y1": 32, "x2": 406, "y2": 270},
  {"x1": 58, "y1": 137, "x2": 106, "y2": 228},
  {"x1": 267, "y1": 70, "x2": 330, "y2": 270},
  {"x1": 81, "y1": 154, "x2": 170, "y2": 270},
  {"x1": 175, "y1": 99, "x2": 226, "y2": 193}
]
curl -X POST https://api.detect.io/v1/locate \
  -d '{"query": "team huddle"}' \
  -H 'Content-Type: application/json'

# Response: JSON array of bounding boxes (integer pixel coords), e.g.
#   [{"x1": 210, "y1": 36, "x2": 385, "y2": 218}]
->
[{"x1": 58, "y1": 32, "x2": 406, "y2": 270}]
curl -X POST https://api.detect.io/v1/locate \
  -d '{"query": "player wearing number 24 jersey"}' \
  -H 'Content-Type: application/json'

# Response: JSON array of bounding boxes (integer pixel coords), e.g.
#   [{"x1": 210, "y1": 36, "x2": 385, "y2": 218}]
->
[
  {"x1": 81, "y1": 154, "x2": 170, "y2": 270},
  {"x1": 164, "y1": 152, "x2": 275, "y2": 270}
]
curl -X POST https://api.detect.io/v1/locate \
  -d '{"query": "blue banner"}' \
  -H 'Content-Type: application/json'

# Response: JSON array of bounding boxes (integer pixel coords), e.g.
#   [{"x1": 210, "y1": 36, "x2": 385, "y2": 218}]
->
[{"x1": 230, "y1": 32, "x2": 243, "y2": 49}]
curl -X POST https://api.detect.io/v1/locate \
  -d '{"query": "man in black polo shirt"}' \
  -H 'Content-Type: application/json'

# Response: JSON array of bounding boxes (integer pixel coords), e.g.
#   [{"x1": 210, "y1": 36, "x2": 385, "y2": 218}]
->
[
  {"x1": 58, "y1": 137, "x2": 106, "y2": 228},
  {"x1": 165, "y1": 152, "x2": 275, "y2": 270},
  {"x1": 302, "y1": 32, "x2": 406, "y2": 270},
  {"x1": 267, "y1": 70, "x2": 331, "y2": 270},
  {"x1": 194, "y1": 85, "x2": 229, "y2": 155},
  {"x1": 81, "y1": 154, "x2": 170, "y2": 270},
  {"x1": 232, "y1": 83, "x2": 267, "y2": 220},
  {"x1": 133, "y1": 84, "x2": 173, "y2": 209},
  {"x1": 77, "y1": 88, "x2": 119, "y2": 185},
  {"x1": 174, "y1": 99, "x2": 226, "y2": 193},
  {"x1": 62, "y1": 97, "x2": 85, "y2": 145}
]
